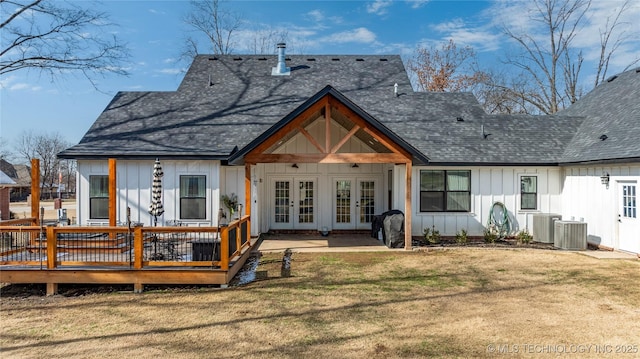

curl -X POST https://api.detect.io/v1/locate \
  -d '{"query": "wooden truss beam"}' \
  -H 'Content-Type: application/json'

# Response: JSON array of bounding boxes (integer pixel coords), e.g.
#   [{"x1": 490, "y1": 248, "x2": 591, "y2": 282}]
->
[{"x1": 245, "y1": 153, "x2": 409, "y2": 164}]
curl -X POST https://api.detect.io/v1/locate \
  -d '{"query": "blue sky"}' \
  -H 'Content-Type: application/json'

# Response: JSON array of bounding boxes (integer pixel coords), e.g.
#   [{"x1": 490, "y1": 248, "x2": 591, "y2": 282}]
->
[{"x1": 1, "y1": 0, "x2": 639, "y2": 150}]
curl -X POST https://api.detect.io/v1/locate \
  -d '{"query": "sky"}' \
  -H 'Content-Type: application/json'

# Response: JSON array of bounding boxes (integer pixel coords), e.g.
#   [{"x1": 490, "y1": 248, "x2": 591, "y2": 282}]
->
[{"x1": 1, "y1": 0, "x2": 639, "y2": 153}]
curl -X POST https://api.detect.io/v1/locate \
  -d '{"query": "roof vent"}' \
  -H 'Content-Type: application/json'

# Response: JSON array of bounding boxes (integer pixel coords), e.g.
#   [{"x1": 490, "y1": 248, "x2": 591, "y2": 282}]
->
[
  {"x1": 208, "y1": 57, "x2": 218, "y2": 61},
  {"x1": 599, "y1": 134, "x2": 608, "y2": 141},
  {"x1": 272, "y1": 43, "x2": 290, "y2": 76},
  {"x1": 307, "y1": 58, "x2": 316, "y2": 61},
  {"x1": 394, "y1": 83, "x2": 398, "y2": 97},
  {"x1": 606, "y1": 75, "x2": 618, "y2": 82},
  {"x1": 233, "y1": 57, "x2": 242, "y2": 61},
  {"x1": 331, "y1": 58, "x2": 340, "y2": 61},
  {"x1": 379, "y1": 58, "x2": 388, "y2": 61},
  {"x1": 636, "y1": 68, "x2": 640, "y2": 73},
  {"x1": 356, "y1": 58, "x2": 364, "y2": 62},
  {"x1": 481, "y1": 125, "x2": 491, "y2": 139},
  {"x1": 258, "y1": 57, "x2": 267, "y2": 61},
  {"x1": 456, "y1": 117, "x2": 464, "y2": 122}
]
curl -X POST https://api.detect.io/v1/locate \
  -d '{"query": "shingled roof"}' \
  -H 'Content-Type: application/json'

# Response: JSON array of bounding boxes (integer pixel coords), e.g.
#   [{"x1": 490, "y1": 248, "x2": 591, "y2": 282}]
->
[
  {"x1": 558, "y1": 67, "x2": 640, "y2": 164},
  {"x1": 60, "y1": 53, "x2": 635, "y2": 166}
]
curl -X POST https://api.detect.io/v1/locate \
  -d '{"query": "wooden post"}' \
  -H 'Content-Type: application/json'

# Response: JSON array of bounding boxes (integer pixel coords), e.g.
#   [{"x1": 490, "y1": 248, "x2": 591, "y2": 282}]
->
[
  {"x1": 133, "y1": 226, "x2": 143, "y2": 270},
  {"x1": 46, "y1": 225, "x2": 58, "y2": 296},
  {"x1": 46, "y1": 225, "x2": 57, "y2": 269},
  {"x1": 245, "y1": 164, "x2": 251, "y2": 243},
  {"x1": 108, "y1": 159, "x2": 117, "y2": 227},
  {"x1": 30, "y1": 159, "x2": 40, "y2": 225},
  {"x1": 404, "y1": 162, "x2": 412, "y2": 250},
  {"x1": 220, "y1": 227, "x2": 229, "y2": 271}
]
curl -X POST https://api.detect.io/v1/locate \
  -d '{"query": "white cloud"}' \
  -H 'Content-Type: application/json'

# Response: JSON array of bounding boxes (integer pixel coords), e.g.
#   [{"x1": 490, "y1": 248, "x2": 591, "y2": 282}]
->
[
  {"x1": 407, "y1": 0, "x2": 429, "y2": 9},
  {"x1": 366, "y1": 0, "x2": 392, "y2": 15},
  {"x1": 306, "y1": 10, "x2": 324, "y2": 22},
  {"x1": 321, "y1": 27, "x2": 377, "y2": 44},
  {"x1": 429, "y1": 18, "x2": 501, "y2": 52},
  {"x1": 157, "y1": 68, "x2": 183, "y2": 75}
]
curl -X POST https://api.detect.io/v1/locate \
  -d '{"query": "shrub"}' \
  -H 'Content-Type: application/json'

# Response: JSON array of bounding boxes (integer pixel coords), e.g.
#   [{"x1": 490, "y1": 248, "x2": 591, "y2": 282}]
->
[
  {"x1": 455, "y1": 229, "x2": 468, "y2": 244},
  {"x1": 484, "y1": 227, "x2": 498, "y2": 243},
  {"x1": 423, "y1": 225, "x2": 441, "y2": 245},
  {"x1": 516, "y1": 229, "x2": 533, "y2": 244}
]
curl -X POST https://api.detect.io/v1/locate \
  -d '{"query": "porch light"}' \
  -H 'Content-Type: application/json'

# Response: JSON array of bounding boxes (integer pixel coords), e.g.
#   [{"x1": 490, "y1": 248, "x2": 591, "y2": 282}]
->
[
  {"x1": 600, "y1": 172, "x2": 610, "y2": 189},
  {"x1": 291, "y1": 163, "x2": 298, "y2": 168},
  {"x1": 352, "y1": 163, "x2": 359, "y2": 168}
]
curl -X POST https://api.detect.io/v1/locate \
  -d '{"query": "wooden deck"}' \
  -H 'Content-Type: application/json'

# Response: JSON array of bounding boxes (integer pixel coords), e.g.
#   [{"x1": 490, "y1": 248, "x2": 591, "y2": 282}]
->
[{"x1": 0, "y1": 216, "x2": 254, "y2": 295}]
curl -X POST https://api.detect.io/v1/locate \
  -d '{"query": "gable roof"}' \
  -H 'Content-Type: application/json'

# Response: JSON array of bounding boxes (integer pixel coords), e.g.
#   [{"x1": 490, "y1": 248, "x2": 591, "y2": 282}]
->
[
  {"x1": 0, "y1": 159, "x2": 30, "y2": 187},
  {"x1": 61, "y1": 52, "x2": 636, "y2": 166},
  {"x1": 558, "y1": 68, "x2": 640, "y2": 164}
]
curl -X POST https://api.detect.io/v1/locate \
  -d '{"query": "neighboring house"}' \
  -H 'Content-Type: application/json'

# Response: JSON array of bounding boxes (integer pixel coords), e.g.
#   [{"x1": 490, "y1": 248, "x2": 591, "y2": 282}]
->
[
  {"x1": 0, "y1": 169, "x2": 18, "y2": 220},
  {"x1": 58, "y1": 45, "x2": 639, "y2": 255},
  {"x1": 0, "y1": 159, "x2": 31, "y2": 202}
]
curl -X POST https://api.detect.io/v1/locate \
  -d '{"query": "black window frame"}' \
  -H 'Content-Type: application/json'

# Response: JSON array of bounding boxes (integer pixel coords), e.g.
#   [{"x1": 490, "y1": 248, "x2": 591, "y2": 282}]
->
[
  {"x1": 520, "y1": 175, "x2": 538, "y2": 210},
  {"x1": 419, "y1": 170, "x2": 471, "y2": 212},
  {"x1": 179, "y1": 175, "x2": 206, "y2": 220},
  {"x1": 89, "y1": 175, "x2": 109, "y2": 219}
]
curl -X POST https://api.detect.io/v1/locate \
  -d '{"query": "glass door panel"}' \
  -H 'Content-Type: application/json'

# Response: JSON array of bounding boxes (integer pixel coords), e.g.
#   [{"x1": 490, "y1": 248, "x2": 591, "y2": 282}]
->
[
  {"x1": 358, "y1": 180, "x2": 375, "y2": 226},
  {"x1": 274, "y1": 180, "x2": 291, "y2": 227},
  {"x1": 335, "y1": 180, "x2": 352, "y2": 225}
]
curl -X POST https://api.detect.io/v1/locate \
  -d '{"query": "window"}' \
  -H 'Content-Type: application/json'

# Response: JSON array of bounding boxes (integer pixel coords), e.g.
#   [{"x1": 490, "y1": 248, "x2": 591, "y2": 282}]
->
[
  {"x1": 180, "y1": 175, "x2": 206, "y2": 219},
  {"x1": 622, "y1": 185, "x2": 636, "y2": 218},
  {"x1": 520, "y1": 176, "x2": 537, "y2": 210},
  {"x1": 89, "y1": 175, "x2": 109, "y2": 219},
  {"x1": 420, "y1": 170, "x2": 470, "y2": 212}
]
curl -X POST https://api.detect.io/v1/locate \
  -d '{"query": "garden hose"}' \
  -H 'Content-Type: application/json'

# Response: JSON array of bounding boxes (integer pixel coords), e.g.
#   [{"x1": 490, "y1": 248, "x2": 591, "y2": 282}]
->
[{"x1": 487, "y1": 202, "x2": 511, "y2": 239}]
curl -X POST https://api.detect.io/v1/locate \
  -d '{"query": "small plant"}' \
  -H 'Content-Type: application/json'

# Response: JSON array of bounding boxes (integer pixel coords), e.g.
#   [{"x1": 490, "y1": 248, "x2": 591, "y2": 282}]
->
[
  {"x1": 221, "y1": 193, "x2": 238, "y2": 217},
  {"x1": 455, "y1": 229, "x2": 469, "y2": 244},
  {"x1": 483, "y1": 226, "x2": 498, "y2": 243},
  {"x1": 423, "y1": 225, "x2": 441, "y2": 245},
  {"x1": 516, "y1": 229, "x2": 533, "y2": 244}
]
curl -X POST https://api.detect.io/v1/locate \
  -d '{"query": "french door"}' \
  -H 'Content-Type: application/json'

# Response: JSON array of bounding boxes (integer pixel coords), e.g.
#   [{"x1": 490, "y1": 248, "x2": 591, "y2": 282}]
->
[
  {"x1": 333, "y1": 177, "x2": 380, "y2": 230},
  {"x1": 271, "y1": 178, "x2": 317, "y2": 230}
]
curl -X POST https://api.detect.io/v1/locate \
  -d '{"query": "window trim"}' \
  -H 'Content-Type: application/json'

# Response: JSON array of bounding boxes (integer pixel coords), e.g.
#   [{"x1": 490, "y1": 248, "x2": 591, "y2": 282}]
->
[
  {"x1": 179, "y1": 175, "x2": 207, "y2": 220},
  {"x1": 89, "y1": 175, "x2": 109, "y2": 219},
  {"x1": 419, "y1": 170, "x2": 471, "y2": 213},
  {"x1": 520, "y1": 175, "x2": 538, "y2": 211}
]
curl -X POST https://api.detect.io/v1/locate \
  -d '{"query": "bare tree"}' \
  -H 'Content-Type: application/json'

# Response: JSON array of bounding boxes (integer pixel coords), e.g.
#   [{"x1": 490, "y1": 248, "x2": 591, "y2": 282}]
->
[
  {"x1": 249, "y1": 27, "x2": 288, "y2": 54},
  {"x1": 501, "y1": 0, "x2": 592, "y2": 114},
  {"x1": 409, "y1": 39, "x2": 488, "y2": 92},
  {"x1": 14, "y1": 131, "x2": 70, "y2": 199},
  {"x1": 0, "y1": 0, "x2": 130, "y2": 85},
  {"x1": 593, "y1": 0, "x2": 639, "y2": 87},
  {"x1": 182, "y1": 0, "x2": 242, "y2": 58}
]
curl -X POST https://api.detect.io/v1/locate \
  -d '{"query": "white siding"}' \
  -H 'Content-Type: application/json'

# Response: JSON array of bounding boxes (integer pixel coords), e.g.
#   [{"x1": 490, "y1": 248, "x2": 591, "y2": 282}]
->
[
  {"x1": 561, "y1": 163, "x2": 640, "y2": 253},
  {"x1": 77, "y1": 160, "x2": 221, "y2": 227},
  {"x1": 409, "y1": 166, "x2": 563, "y2": 237}
]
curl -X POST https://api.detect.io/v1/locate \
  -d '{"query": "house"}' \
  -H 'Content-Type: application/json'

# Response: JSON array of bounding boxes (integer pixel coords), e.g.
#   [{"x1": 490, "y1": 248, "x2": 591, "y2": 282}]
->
[
  {"x1": 58, "y1": 44, "x2": 639, "y2": 255},
  {"x1": 0, "y1": 169, "x2": 18, "y2": 220},
  {"x1": 0, "y1": 159, "x2": 31, "y2": 202}
]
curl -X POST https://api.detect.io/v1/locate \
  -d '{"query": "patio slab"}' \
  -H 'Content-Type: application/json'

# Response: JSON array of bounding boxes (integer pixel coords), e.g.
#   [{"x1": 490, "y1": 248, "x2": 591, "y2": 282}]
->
[
  {"x1": 256, "y1": 233, "x2": 395, "y2": 253},
  {"x1": 578, "y1": 250, "x2": 639, "y2": 260}
]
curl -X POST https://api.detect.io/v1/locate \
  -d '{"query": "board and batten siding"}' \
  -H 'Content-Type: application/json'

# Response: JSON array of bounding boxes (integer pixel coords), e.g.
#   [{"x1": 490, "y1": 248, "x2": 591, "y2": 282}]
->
[
  {"x1": 561, "y1": 163, "x2": 640, "y2": 252},
  {"x1": 407, "y1": 166, "x2": 563, "y2": 237},
  {"x1": 77, "y1": 160, "x2": 221, "y2": 227}
]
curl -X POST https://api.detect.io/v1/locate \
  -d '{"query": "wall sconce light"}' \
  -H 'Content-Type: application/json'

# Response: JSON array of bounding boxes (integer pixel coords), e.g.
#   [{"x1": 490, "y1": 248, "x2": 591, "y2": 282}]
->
[
  {"x1": 291, "y1": 163, "x2": 298, "y2": 168},
  {"x1": 600, "y1": 172, "x2": 610, "y2": 188},
  {"x1": 352, "y1": 163, "x2": 359, "y2": 168}
]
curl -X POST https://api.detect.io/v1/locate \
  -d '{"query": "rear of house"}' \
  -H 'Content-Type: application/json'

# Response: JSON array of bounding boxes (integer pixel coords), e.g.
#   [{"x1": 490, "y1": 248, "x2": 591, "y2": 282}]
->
[{"x1": 59, "y1": 48, "x2": 640, "y2": 255}]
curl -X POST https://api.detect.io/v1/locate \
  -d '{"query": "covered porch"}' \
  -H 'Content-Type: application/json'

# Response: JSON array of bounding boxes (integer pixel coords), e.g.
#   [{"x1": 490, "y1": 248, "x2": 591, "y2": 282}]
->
[{"x1": 236, "y1": 86, "x2": 424, "y2": 249}]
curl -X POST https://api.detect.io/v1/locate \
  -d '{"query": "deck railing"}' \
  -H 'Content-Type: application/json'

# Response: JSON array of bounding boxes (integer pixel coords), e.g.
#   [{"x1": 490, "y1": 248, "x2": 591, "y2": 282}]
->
[{"x1": 0, "y1": 216, "x2": 251, "y2": 271}]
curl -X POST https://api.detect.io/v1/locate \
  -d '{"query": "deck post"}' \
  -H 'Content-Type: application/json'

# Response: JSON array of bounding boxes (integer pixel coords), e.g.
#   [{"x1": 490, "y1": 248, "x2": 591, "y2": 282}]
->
[
  {"x1": 46, "y1": 225, "x2": 58, "y2": 296},
  {"x1": 108, "y1": 159, "x2": 117, "y2": 227},
  {"x1": 220, "y1": 227, "x2": 229, "y2": 271},
  {"x1": 133, "y1": 226, "x2": 143, "y2": 270},
  {"x1": 245, "y1": 164, "x2": 251, "y2": 243},
  {"x1": 404, "y1": 162, "x2": 412, "y2": 250},
  {"x1": 30, "y1": 159, "x2": 40, "y2": 225}
]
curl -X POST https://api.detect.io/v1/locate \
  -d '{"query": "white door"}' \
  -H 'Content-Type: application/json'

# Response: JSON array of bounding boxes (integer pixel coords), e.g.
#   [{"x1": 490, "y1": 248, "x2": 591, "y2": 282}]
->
[
  {"x1": 271, "y1": 178, "x2": 317, "y2": 230},
  {"x1": 333, "y1": 178, "x2": 380, "y2": 230},
  {"x1": 618, "y1": 182, "x2": 639, "y2": 253}
]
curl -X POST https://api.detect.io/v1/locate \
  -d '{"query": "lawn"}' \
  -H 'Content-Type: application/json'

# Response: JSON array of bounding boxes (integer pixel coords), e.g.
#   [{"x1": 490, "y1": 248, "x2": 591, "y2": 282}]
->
[{"x1": 1, "y1": 249, "x2": 639, "y2": 358}]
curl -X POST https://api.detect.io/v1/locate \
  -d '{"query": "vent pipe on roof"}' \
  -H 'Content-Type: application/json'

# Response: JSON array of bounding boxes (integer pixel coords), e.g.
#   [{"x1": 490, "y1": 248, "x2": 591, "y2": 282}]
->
[
  {"x1": 272, "y1": 43, "x2": 290, "y2": 76},
  {"x1": 394, "y1": 83, "x2": 398, "y2": 97}
]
